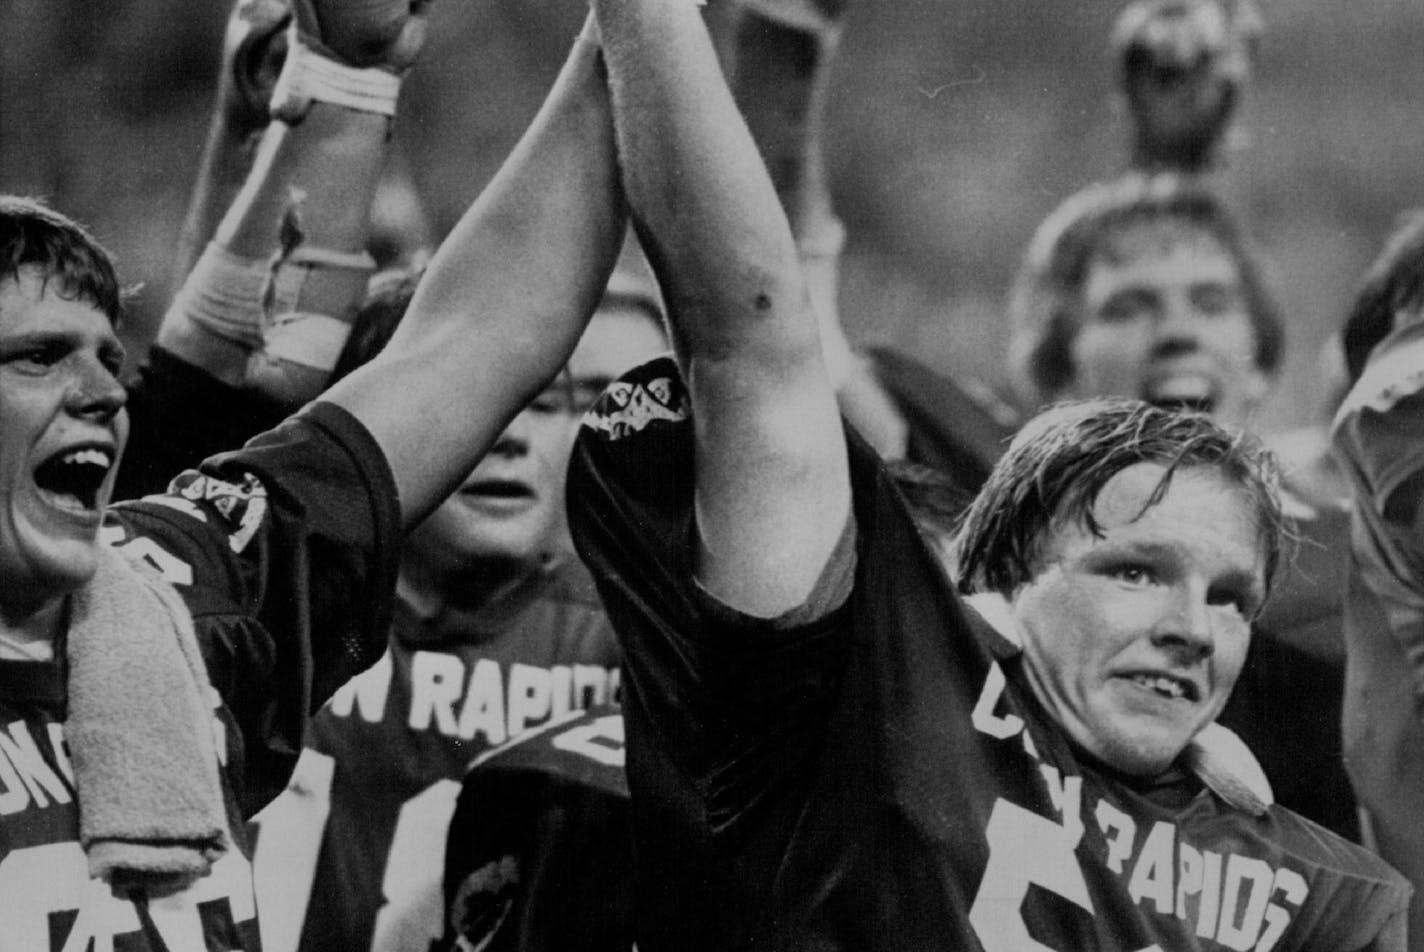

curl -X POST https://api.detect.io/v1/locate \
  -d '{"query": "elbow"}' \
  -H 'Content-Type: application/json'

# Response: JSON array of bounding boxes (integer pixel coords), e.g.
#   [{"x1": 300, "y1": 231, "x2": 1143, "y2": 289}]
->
[{"x1": 674, "y1": 263, "x2": 820, "y2": 369}]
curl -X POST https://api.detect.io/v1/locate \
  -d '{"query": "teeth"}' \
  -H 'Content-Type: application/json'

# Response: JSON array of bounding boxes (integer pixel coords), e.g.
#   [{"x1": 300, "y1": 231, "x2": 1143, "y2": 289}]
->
[
  {"x1": 1145, "y1": 374, "x2": 1213, "y2": 404},
  {"x1": 61, "y1": 448, "x2": 111, "y2": 470},
  {"x1": 1132, "y1": 674, "x2": 1187, "y2": 700}
]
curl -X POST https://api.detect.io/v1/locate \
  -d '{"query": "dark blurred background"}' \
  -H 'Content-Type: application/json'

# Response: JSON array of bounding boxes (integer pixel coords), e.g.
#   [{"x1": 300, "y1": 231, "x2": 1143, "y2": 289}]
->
[{"x1": 4, "y1": 0, "x2": 1422, "y2": 432}]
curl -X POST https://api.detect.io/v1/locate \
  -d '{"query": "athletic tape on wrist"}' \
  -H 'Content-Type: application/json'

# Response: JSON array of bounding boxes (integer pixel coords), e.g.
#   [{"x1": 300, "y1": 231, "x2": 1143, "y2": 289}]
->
[
  {"x1": 268, "y1": 24, "x2": 402, "y2": 120},
  {"x1": 260, "y1": 245, "x2": 374, "y2": 371},
  {"x1": 265, "y1": 246, "x2": 375, "y2": 314},
  {"x1": 262, "y1": 311, "x2": 353, "y2": 371},
  {"x1": 166, "y1": 244, "x2": 270, "y2": 348},
  {"x1": 283, "y1": 245, "x2": 378, "y2": 271}
]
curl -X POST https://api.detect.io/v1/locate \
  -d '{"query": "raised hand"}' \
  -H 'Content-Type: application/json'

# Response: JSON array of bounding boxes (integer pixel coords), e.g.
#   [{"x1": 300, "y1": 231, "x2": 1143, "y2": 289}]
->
[
  {"x1": 1112, "y1": 0, "x2": 1262, "y2": 172},
  {"x1": 288, "y1": 0, "x2": 432, "y2": 72}
]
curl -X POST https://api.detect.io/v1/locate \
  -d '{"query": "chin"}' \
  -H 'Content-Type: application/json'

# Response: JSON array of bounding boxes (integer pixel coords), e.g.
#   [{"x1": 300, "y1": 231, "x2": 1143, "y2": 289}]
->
[{"x1": 1096, "y1": 730, "x2": 1187, "y2": 778}]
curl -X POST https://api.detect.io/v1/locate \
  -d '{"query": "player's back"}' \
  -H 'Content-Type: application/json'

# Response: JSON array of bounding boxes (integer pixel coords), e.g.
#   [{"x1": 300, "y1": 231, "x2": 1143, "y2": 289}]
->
[{"x1": 440, "y1": 706, "x2": 633, "y2": 952}]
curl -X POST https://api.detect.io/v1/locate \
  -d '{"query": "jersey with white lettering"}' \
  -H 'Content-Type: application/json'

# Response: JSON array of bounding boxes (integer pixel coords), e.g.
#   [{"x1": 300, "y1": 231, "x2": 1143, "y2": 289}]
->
[
  {"x1": 568, "y1": 356, "x2": 1412, "y2": 952},
  {"x1": 440, "y1": 705, "x2": 632, "y2": 952},
  {"x1": 254, "y1": 560, "x2": 622, "y2": 952},
  {"x1": 0, "y1": 402, "x2": 400, "y2": 952}
]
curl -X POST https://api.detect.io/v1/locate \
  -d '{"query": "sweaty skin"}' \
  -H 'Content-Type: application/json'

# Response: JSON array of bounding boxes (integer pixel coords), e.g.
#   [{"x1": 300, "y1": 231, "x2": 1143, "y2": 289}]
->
[{"x1": 1010, "y1": 462, "x2": 1267, "y2": 776}]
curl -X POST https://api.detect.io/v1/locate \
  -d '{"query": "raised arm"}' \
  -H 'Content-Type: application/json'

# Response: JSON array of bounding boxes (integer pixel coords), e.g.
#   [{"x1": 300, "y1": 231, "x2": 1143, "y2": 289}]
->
[
  {"x1": 322, "y1": 15, "x2": 624, "y2": 530},
  {"x1": 727, "y1": 0, "x2": 909, "y2": 461},
  {"x1": 1112, "y1": 0, "x2": 1261, "y2": 173},
  {"x1": 170, "y1": 0, "x2": 291, "y2": 289},
  {"x1": 592, "y1": 0, "x2": 849, "y2": 617},
  {"x1": 117, "y1": 0, "x2": 413, "y2": 499},
  {"x1": 156, "y1": 0, "x2": 426, "y2": 408}
]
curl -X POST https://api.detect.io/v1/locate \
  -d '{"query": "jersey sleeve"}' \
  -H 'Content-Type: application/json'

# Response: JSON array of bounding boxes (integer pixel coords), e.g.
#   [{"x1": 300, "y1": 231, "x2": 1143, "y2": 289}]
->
[
  {"x1": 105, "y1": 400, "x2": 401, "y2": 814},
  {"x1": 566, "y1": 355, "x2": 853, "y2": 837}
]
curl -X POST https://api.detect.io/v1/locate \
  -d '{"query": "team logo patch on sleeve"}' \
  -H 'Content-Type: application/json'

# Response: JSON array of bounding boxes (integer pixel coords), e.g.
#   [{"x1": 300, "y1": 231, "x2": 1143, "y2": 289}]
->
[
  {"x1": 583, "y1": 375, "x2": 687, "y2": 441},
  {"x1": 449, "y1": 856, "x2": 520, "y2": 952},
  {"x1": 170, "y1": 472, "x2": 270, "y2": 554}
]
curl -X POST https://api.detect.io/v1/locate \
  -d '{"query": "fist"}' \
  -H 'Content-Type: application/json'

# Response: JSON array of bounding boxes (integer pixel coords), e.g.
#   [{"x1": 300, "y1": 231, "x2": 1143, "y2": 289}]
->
[
  {"x1": 290, "y1": 0, "x2": 431, "y2": 72},
  {"x1": 1112, "y1": 0, "x2": 1262, "y2": 171},
  {"x1": 219, "y1": 0, "x2": 292, "y2": 135}
]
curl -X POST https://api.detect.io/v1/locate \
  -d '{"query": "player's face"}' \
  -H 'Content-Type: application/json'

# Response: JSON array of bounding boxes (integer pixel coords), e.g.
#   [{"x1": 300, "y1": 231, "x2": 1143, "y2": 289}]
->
[
  {"x1": 0, "y1": 269, "x2": 127, "y2": 614},
  {"x1": 1009, "y1": 462, "x2": 1265, "y2": 777},
  {"x1": 405, "y1": 304, "x2": 666, "y2": 573},
  {"x1": 1069, "y1": 223, "x2": 1267, "y2": 431}
]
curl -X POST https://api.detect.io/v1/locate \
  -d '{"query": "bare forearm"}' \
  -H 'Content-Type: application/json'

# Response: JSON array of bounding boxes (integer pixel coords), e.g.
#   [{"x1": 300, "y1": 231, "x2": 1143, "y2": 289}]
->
[
  {"x1": 594, "y1": 0, "x2": 813, "y2": 367},
  {"x1": 325, "y1": 34, "x2": 624, "y2": 528},
  {"x1": 157, "y1": 102, "x2": 386, "y2": 397},
  {"x1": 173, "y1": 120, "x2": 261, "y2": 288},
  {"x1": 218, "y1": 105, "x2": 387, "y2": 259},
  {"x1": 595, "y1": 0, "x2": 849, "y2": 617}
]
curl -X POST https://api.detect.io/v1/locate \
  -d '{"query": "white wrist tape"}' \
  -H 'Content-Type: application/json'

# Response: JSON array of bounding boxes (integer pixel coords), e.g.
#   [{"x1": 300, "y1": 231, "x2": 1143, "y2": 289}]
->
[
  {"x1": 268, "y1": 24, "x2": 402, "y2": 120},
  {"x1": 167, "y1": 244, "x2": 270, "y2": 348},
  {"x1": 261, "y1": 311, "x2": 353, "y2": 371},
  {"x1": 260, "y1": 246, "x2": 374, "y2": 371}
]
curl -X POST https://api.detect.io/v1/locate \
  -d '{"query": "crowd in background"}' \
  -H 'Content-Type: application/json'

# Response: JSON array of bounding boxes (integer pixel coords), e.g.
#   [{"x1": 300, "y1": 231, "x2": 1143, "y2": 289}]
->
[{"x1": 4, "y1": 0, "x2": 1424, "y2": 950}]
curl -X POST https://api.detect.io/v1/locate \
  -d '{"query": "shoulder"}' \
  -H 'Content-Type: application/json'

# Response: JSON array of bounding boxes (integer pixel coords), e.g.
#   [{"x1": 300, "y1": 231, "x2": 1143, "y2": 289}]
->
[{"x1": 1254, "y1": 805, "x2": 1411, "y2": 937}]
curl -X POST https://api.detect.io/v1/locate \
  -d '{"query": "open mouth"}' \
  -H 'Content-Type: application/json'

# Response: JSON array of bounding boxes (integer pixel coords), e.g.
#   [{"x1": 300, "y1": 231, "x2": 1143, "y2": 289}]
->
[
  {"x1": 34, "y1": 446, "x2": 113, "y2": 513},
  {"x1": 1126, "y1": 672, "x2": 1198, "y2": 703},
  {"x1": 460, "y1": 479, "x2": 534, "y2": 500},
  {"x1": 1143, "y1": 374, "x2": 1217, "y2": 415}
]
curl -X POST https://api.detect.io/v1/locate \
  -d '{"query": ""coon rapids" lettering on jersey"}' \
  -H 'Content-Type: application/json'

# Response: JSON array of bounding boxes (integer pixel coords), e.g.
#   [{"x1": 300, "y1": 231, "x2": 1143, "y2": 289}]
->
[
  {"x1": 324, "y1": 651, "x2": 621, "y2": 746},
  {"x1": 969, "y1": 661, "x2": 1308, "y2": 952}
]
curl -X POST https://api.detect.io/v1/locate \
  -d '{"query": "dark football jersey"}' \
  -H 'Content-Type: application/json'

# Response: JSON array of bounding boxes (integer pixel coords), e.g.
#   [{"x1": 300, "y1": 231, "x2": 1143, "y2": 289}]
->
[
  {"x1": 1333, "y1": 316, "x2": 1424, "y2": 939},
  {"x1": 568, "y1": 356, "x2": 1411, "y2": 952},
  {"x1": 440, "y1": 705, "x2": 633, "y2": 952},
  {"x1": 252, "y1": 561, "x2": 622, "y2": 952},
  {"x1": 116, "y1": 345, "x2": 289, "y2": 501},
  {"x1": 0, "y1": 402, "x2": 400, "y2": 952}
]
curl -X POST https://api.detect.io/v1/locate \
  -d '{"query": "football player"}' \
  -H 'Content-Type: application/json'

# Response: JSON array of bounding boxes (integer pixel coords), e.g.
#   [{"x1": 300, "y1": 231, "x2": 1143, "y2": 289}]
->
[
  {"x1": 565, "y1": 1, "x2": 1411, "y2": 948},
  {"x1": 0, "y1": 0, "x2": 628, "y2": 947}
]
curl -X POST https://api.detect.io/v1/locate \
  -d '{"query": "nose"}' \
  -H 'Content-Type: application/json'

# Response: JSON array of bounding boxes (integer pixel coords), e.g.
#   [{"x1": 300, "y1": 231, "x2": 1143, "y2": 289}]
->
[
  {"x1": 487, "y1": 411, "x2": 532, "y2": 458},
  {"x1": 68, "y1": 356, "x2": 126, "y2": 423},
  {"x1": 1152, "y1": 291, "x2": 1207, "y2": 348},
  {"x1": 1149, "y1": 583, "x2": 1215, "y2": 663}
]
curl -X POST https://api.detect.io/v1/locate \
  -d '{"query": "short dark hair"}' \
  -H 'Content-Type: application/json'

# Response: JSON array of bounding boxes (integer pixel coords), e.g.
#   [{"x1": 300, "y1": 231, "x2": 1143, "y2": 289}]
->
[
  {"x1": 0, "y1": 195, "x2": 125, "y2": 326},
  {"x1": 1341, "y1": 209, "x2": 1424, "y2": 383},
  {"x1": 1006, "y1": 174, "x2": 1282, "y2": 409},
  {"x1": 953, "y1": 397, "x2": 1284, "y2": 603}
]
